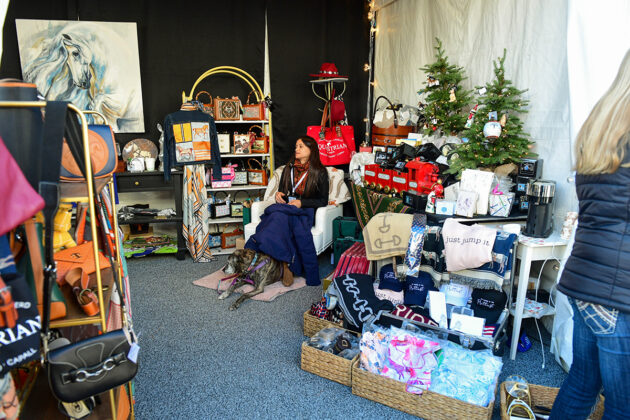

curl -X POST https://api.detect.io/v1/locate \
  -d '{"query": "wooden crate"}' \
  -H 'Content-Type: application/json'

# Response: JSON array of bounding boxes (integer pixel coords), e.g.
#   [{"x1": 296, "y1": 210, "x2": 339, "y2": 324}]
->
[
  {"x1": 300, "y1": 342, "x2": 357, "y2": 387},
  {"x1": 303, "y1": 310, "x2": 342, "y2": 337},
  {"x1": 351, "y1": 359, "x2": 495, "y2": 420},
  {"x1": 499, "y1": 382, "x2": 604, "y2": 420}
]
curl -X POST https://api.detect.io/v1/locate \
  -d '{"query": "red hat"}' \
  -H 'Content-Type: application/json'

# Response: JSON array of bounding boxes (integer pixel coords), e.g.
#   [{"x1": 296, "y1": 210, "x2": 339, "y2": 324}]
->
[{"x1": 309, "y1": 62, "x2": 348, "y2": 79}]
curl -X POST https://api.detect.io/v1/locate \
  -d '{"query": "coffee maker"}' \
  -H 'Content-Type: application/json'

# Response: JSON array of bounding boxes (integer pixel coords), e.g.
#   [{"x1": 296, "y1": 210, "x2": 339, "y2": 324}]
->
[
  {"x1": 524, "y1": 180, "x2": 555, "y2": 238},
  {"x1": 515, "y1": 158, "x2": 543, "y2": 214}
]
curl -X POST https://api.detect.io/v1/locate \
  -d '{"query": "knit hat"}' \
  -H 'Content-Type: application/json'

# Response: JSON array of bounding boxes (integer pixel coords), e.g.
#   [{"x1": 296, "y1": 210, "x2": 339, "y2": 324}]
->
[{"x1": 471, "y1": 288, "x2": 507, "y2": 324}]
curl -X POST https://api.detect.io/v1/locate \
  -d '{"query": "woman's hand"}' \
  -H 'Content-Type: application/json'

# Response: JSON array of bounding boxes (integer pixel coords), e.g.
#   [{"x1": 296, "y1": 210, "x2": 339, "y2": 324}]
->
[
  {"x1": 275, "y1": 191, "x2": 286, "y2": 204},
  {"x1": 288, "y1": 199, "x2": 302, "y2": 208}
]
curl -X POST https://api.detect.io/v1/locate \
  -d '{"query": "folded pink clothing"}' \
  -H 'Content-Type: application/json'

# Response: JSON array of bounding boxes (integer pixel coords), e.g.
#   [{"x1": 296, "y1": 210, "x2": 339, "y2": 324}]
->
[{"x1": 442, "y1": 218, "x2": 496, "y2": 272}]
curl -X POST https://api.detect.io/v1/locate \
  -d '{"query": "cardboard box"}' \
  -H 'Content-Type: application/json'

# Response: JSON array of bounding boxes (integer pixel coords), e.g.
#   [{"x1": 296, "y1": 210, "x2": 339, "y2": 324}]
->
[{"x1": 235, "y1": 237, "x2": 245, "y2": 250}]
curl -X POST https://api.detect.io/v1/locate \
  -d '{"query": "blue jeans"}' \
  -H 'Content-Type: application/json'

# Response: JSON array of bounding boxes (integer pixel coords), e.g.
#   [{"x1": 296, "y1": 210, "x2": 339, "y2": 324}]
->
[{"x1": 550, "y1": 298, "x2": 630, "y2": 420}]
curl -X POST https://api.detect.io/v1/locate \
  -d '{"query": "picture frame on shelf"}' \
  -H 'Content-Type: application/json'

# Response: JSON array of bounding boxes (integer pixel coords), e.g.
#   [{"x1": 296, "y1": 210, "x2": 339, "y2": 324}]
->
[
  {"x1": 218, "y1": 133, "x2": 231, "y2": 154},
  {"x1": 233, "y1": 133, "x2": 251, "y2": 154},
  {"x1": 248, "y1": 125, "x2": 269, "y2": 153}
]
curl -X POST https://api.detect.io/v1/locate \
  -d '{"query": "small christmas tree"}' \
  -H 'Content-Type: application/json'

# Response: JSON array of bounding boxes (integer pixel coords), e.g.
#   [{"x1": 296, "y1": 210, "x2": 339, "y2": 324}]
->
[
  {"x1": 419, "y1": 38, "x2": 473, "y2": 136},
  {"x1": 447, "y1": 49, "x2": 535, "y2": 175}
]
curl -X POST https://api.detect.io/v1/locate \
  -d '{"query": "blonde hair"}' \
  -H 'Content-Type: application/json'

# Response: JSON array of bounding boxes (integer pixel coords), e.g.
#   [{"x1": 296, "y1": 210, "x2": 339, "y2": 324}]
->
[{"x1": 575, "y1": 49, "x2": 630, "y2": 174}]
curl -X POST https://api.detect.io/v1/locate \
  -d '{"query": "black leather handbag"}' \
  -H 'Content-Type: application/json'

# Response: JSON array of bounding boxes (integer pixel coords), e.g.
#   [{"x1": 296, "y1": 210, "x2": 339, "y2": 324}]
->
[
  {"x1": 43, "y1": 121, "x2": 138, "y2": 403},
  {"x1": 47, "y1": 328, "x2": 137, "y2": 403}
]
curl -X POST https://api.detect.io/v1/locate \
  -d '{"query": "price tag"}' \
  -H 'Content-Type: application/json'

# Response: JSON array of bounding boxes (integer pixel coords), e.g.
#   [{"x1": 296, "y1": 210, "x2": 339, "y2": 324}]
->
[{"x1": 127, "y1": 342, "x2": 140, "y2": 364}]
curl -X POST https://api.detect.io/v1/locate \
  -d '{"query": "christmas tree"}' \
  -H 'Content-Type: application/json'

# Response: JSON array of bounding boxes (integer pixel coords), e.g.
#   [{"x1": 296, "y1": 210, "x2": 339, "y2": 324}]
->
[
  {"x1": 447, "y1": 49, "x2": 535, "y2": 176},
  {"x1": 419, "y1": 38, "x2": 473, "y2": 136}
]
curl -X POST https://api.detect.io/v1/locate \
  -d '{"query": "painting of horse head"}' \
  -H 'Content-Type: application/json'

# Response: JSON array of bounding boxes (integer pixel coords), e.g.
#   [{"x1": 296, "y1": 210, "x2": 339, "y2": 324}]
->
[{"x1": 16, "y1": 19, "x2": 145, "y2": 133}]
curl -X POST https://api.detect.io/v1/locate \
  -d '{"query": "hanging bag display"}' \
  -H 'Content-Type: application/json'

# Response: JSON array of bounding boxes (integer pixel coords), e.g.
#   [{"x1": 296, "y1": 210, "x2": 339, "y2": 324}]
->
[
  {"x1": 44, "y1": 125, "x2": 138, "y2": 403},
  {"x1": 306, "y1": 102, "x2": 355, "y2": 166},
  {"x1": 242, "y1": 91, "x2": 265, "y2": 121},
  {"x1": 221, "y1": 224, "x2": 244, "y2": 249},
  {"x1": 248, "y1": 125, "x2": 269, "y2": 153},
  {"x1": 208, "y1": 224, "x2": 222, "y2": 248},
  {"x1": 230, "y1": 191, "x2": 248, "y2": 218},
  {"x1": 247, "y1": 158, "x2": 268, "y2": 186},
  {"x1": 195, "y1": 91, "x2": 214, "y2": 118}
]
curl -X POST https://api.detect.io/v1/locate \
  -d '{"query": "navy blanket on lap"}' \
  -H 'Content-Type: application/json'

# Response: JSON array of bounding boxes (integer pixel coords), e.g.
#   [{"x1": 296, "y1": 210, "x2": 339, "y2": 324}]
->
[{"x1": 245, "y1": 204, "x2": 320, "y2": 286}]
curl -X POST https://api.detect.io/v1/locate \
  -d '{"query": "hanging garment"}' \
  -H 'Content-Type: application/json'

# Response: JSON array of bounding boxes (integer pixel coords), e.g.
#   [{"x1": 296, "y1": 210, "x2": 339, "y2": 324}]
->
[{"x1": 182, "y1": 165, "x2": 214, "y2": 262}]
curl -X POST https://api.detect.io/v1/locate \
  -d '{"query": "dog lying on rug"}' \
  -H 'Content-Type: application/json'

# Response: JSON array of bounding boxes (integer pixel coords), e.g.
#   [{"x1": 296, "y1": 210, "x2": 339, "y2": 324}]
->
[{"x1": 219, "y1": 249, "x2": 283, "y2": 310}]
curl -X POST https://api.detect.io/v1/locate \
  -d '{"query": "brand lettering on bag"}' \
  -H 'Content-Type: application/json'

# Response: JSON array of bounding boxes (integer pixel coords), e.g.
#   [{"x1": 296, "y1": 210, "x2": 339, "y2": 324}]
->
[
  {"x1": 378, "y1": 174, "x2": 390, "y2": 180},
  {"x1": 14, "y1": 301, "x2": 31, "y2": 309},
  {"x1": 341, "y1": 275, "x2": 374, "y2": 322},
  {"x1": 6, "y1": 348, "x2": 37, "y2": 367},
  {"x1": 0, "y1": 316, "x2": 41, "y2": 346}
]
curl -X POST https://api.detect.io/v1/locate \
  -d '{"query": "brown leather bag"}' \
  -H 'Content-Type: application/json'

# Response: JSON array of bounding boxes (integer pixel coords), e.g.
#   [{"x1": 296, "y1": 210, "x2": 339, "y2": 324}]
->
[{"x1": 54, "y1": 241, "x2": 113, "y2": 288}]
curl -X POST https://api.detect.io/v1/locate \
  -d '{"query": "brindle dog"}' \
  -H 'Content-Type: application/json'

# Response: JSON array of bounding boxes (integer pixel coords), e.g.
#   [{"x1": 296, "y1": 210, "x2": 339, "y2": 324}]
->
[{"x1": 219, "y1": 249, "x2": 282, "y2": 310}]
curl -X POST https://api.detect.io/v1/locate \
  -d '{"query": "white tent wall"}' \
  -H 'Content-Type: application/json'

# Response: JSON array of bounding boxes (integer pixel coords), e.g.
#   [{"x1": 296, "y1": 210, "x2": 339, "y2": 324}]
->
[{"x1": 374, "y1": 0, "x2": 574, "y2": 221}]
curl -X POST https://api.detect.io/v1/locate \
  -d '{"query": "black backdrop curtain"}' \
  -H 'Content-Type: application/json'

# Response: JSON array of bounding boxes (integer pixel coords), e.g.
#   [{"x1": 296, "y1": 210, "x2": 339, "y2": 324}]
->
[
  {"x1": 267, "y1": 0, "x2": 369, "y2": 167},
  {"x1": 0, "y1": 1, "x2": 369, "y2": 167},
  {"x1": 0, "y1": 0, "x2": 266, "y2": 148}
]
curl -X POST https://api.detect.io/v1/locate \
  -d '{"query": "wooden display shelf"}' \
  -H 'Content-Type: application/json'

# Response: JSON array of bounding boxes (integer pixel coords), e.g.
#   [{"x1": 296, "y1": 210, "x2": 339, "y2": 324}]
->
[
  {"x1": 117, "y1": 216, "x2": 183, "y2": 225},
  {"x1": 206, "y1": 185, "x2": 266, "y2": 192},
  {"x1": 59, "y1": 177, "x2": 110, "y2": 203},
  {"x1": 19, "y1": 367, "x2": 130, "y2": 420},
  {"x1": 220, "y1": 153, "x2": 270, "y2": 158},
  {"x1": 215, "y1": 119, "x2": 268, "y2": 124},
  {"x1": 50, "y1": 275, "x2": 114, "y2": 329},
  {"x1": 210, "y1": 248, "x2": 236, "y2": 256},
  {"x1": 209, "y1": 217, "x2": 244, "y2": 224}
]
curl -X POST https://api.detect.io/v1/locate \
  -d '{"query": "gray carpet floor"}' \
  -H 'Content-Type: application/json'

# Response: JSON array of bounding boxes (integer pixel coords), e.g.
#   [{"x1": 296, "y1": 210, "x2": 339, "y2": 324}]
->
[{"x1": 127, "y1": 251, "x2": 567, "y2": 420}]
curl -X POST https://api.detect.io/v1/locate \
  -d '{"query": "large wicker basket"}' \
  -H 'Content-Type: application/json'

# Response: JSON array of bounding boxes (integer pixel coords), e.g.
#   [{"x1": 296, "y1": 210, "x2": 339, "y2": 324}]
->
[
  {"x1": 351, "y1": 359, "x2": 495, "y2": 420},
  {"x1": 300, "y1": 342, "x2": 357, "y2": 387},
  {"x1": 499, "y1": 382, "x2": 604, "y2": 420},
  {"x1": 303, "y1": 310, "x2": 343, "y2": 337}
]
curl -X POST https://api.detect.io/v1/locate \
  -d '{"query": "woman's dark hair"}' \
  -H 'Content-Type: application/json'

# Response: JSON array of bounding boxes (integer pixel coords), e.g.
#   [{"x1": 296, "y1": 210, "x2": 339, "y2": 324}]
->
[{"x1": 281, "y1": 135, "x2": 326, "y2": 197}]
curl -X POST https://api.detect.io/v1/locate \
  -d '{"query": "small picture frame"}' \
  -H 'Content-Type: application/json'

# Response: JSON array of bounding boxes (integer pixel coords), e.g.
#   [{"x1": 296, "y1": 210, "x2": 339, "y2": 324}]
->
[
  {"x1": 218, "y1": 133, "x2": 231, "y2": 154},
  {"x1": 233, "y1": 133, "x2": 251, "y2": 154},
  {"x1": 374, "y1": 151, "x2": 389, "y2": 165},
  {"x1": 455, "y1": 190, "x2": 478, "y2": 218}
]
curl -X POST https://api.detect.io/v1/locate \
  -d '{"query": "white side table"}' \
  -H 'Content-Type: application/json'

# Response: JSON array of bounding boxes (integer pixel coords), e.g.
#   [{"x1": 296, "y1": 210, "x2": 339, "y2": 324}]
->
[{"x1": 509, "y1": 232, "x2": 567, "y2": 360}]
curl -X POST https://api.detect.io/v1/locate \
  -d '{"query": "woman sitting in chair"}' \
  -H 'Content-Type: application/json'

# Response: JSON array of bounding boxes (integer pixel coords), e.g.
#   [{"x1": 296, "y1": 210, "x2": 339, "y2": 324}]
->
[
  {"x1": 246, "y1": 135, "x2": 329, "y2": 287},
  {"x1": 274, "y1": 136, "x2": 329, "y2": 210}
]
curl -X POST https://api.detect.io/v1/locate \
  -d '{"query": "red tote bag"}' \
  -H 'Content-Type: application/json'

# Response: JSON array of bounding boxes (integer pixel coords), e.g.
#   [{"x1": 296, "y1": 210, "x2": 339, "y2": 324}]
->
[{"x1": 307, "y1": 103, "x2": 356, "y2": 166}]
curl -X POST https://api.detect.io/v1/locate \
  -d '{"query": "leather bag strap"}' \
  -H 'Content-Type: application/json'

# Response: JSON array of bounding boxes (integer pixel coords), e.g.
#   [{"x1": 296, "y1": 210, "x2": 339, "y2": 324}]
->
[
  {"x1": 372, "y1": 96, "x2": 399, "y2": 128},
  {"x1": 39, "y1": 102, "x2": 68, "y2": 334}
]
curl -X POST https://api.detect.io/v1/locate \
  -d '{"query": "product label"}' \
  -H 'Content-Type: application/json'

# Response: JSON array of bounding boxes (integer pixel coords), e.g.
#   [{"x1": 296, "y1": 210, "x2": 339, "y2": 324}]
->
[
  {"x1": 409, "y1": 181, "x2": 418, "y2": 188},
  {"x1": 365, "y1": 170, "x2": 375, "y2": 177},
  {"x1": 393, "y1": 176, "x2": 406, "y2": 184},
  {"x1": 378, "y1": 173, "x2": 390, "y2": 180}
]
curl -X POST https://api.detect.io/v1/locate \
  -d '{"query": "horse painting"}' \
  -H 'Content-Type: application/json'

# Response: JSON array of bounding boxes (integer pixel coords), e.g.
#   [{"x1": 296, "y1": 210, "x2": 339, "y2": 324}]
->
[{"x1": 17, "y1": 20, "x2": 145, "y2": 133}]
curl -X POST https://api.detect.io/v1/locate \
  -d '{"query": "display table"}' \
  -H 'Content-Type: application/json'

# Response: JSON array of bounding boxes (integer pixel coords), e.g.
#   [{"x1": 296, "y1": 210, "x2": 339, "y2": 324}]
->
[
  {"x1": 115, "y1": 171, "x2": 186, "y2": 260},
  {"x1": 510, "y1": 232, "x2": 567, "y2": 360}
]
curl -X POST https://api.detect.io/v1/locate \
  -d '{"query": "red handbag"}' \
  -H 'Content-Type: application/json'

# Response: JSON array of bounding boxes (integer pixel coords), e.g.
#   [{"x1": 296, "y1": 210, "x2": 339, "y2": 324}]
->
[
  {"x1": 0, "y1": 136, "x2": 44, "y2": 236},
  {"x1": 307, "y1": 102, "x2": 356, "y2": 166}
]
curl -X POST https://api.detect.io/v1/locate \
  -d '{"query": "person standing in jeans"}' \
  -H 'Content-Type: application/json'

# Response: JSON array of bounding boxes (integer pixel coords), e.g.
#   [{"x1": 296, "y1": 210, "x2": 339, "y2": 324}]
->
[{"x1": 551, "y1": 50, "x2": 630, "y2": 419}]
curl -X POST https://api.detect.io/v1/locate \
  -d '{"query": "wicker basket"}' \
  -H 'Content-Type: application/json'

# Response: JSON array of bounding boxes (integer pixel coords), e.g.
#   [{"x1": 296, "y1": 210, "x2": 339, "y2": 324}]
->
[
  {"x1": 303, "y1": 310, "x2": 343, "y2": 337},
  {"x1": 499, "y1": 382, "x2": 604, "y2": 420},
  {"x1": 300, "y1": 342, "x2": 358, "y2": 387},
  {"x1": 351, "y1": 359, "x2": 495, "y2": 420}
]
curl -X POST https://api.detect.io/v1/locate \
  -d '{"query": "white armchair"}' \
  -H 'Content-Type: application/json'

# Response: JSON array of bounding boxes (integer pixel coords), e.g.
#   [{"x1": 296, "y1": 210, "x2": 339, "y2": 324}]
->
[{"x1": 244, "y1": 166, "x2": 351, "y2": 255}]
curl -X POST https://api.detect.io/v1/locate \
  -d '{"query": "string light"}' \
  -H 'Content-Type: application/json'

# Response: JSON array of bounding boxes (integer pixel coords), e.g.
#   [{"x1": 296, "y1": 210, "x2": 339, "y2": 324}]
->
[
  {"x1": 368, "y1": 11, "x2": 373, "y2": 19},
  {"x1": 364, "y1": 63, "x2": 371, "y2": 72},
  {"x1": 370, "y1": 26, "x2": 379, "y2": 34}
]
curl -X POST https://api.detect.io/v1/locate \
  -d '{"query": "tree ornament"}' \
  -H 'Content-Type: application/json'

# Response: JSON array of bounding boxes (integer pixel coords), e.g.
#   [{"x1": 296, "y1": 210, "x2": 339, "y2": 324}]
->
[
  {"x1": 449, "y1": 87, "x2": 457, "y2": 102},
  {"x1": 500, "y1": 113, "x2": 507, "y2": 127},
  {"x1": 427, "y1": 75, "x2": 439, "y2": 87}
]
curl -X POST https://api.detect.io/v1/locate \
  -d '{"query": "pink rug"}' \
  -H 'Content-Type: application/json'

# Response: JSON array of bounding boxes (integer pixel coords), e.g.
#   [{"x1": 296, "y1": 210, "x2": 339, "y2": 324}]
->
[{"x1": 193, "y1": 269, "x2": 306, "y2": 301}]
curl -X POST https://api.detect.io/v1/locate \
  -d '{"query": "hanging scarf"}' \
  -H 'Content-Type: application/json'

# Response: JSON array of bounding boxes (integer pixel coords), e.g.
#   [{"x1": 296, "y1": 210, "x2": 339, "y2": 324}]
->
[{"x1": 292, "y1": 159, "x2": 310, "y2": 196}]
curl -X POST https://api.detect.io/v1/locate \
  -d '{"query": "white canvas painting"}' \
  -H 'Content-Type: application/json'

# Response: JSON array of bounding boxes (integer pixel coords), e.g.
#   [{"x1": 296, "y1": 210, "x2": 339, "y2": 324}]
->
[{"x1": 16, "y1": 19, "x2": 145, "y2": 133}]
